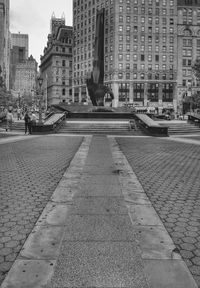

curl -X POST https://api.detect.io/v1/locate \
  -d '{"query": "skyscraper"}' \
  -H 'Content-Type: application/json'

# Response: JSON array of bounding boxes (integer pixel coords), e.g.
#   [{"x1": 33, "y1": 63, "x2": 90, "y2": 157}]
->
[
  {"x1": 0, "y1": 0, "x2": 10, "y2": 90},
  {"x1": 10, "y1": 33, "x2": 29, "y2": 90},
  {"x1": 73, "y1": 0, "x2": 178, "y2": 112}
]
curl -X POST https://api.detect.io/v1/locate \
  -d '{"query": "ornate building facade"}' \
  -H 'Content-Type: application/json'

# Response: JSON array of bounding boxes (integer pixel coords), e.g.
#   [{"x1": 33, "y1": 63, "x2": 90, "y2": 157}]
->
[
  {"x1": 0, "y1": 0, "x2": 10, "y2": 90},
  {"x1": 40, "y1": 14, "x2": 73, "y2": 107}
]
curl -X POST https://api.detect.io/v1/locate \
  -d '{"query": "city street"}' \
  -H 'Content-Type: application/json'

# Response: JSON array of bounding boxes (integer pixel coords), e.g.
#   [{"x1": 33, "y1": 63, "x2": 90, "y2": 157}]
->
[{"x1": 0, "y1": 133, "x2": 200, "y2": 287}]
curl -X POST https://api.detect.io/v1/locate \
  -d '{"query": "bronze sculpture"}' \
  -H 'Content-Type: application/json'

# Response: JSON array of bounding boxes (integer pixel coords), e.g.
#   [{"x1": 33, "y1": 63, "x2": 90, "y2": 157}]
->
[
  {"x1": 86, "y1": 8, "x2": 114, "y2": 107},
  {"x1": 86, "y1": 74, "x2": 114, "y2": 107}
]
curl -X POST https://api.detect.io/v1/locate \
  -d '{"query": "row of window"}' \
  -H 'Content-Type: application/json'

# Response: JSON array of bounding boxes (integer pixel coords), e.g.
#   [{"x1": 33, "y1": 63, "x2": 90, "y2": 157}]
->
[
  {"x1": 118, "y1": 25, "x2": 175, "y2": 34},
  {"x1": 115, "y1": 73, "x2": 174, "y2": 80},
  {"x1": 105, "y1": 54, "x2": 175, "y2": 63},
  {"x1": 116, "y1": 45, "x2": 175, "y2": 52},
  {"x1": 119, "y1": 15, "x2": 174, "y2": 25},
  {"x1": 131, "y1": 0, "x2": 174, "y2": 6},
  {"x1": 131, "y1": 7, "x2": 174, "y2": 16}
]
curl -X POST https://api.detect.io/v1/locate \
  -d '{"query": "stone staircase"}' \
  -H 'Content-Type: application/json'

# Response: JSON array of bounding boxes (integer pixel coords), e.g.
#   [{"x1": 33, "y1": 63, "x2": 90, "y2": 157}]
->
[
  {"x1": 158, "y1": 120, "x2": 200, "y2": 135},
  {"x1": 0, "y1": 120, "x2": 24, "y2": 132},
  {"x1": 57, "y1": 119, "x2": 140, "y2": 135}
]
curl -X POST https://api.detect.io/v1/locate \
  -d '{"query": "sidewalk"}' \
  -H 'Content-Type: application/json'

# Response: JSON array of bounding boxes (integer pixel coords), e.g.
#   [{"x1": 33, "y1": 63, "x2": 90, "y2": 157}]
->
[{"x1": 1, "y1": 135, "x2": 198, "y2": 288}]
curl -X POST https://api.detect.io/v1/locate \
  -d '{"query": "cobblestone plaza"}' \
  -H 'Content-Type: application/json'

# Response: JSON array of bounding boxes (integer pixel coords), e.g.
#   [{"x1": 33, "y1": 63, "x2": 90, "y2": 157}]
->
[
  {"x1": 117, "y1": 136, "x2": 200, "y2": 286},
  {"x1": 0, "y1": 135, "x2": 83, "y2": 285},
  {"x1": 0, "y1": 134, "x2": 199, "y2": 286}
]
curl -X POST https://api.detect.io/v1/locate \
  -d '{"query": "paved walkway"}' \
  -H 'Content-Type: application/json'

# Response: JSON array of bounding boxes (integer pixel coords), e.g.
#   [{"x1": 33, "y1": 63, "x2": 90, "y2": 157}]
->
[{"x1": 1, "y1": 135, "x2": 197, "y2": 287}]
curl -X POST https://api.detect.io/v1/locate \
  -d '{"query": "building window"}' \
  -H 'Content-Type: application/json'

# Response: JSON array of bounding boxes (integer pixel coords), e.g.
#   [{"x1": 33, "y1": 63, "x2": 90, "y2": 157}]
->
[
  {"x1": 118, "y1": 54, "x2": 123, "y2": 61},
  {"x1": 118, "y1": 73, "x2": 123, "y2": 79},
  {"x1": 118, "y1": 25, "x2": 123, "y2": 32},
  {"x1": 118, "y1": 63, "x2": 123, "y2": 70}
]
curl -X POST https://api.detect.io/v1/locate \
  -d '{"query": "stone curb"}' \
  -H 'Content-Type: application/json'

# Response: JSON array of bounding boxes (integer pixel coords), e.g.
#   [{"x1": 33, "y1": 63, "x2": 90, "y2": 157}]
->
[
  {"x1": 0, "y1": 136, "x2": 92, "y2": 288},
  {"x1": 108, "y1": 137, "x2": 198, "y2": 288}
]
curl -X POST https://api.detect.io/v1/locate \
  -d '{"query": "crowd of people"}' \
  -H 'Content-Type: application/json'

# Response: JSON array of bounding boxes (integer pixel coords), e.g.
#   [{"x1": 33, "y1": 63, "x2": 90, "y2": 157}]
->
[{"x1": 0, "y1": 107, "x2": 38, "y2": 134}]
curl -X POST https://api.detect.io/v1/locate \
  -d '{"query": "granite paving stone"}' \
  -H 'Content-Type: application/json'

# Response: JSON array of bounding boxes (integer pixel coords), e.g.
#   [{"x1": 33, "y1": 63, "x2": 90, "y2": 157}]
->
[
  {"x1": 117, "y1": 137, "x2": 200, "y2": 287},
  {"x1": 0, "y1": 135, "x2": 83, "y2": 285}
]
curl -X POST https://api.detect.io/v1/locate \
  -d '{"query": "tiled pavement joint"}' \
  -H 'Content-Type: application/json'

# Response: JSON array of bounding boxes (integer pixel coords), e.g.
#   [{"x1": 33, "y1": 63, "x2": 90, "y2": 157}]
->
[
  {"x1": 0, "y1": 136, "x2": 92, "y2": 288},
  {"x1": 108, "y1": 137, "x2": 198, "y2": 288}
]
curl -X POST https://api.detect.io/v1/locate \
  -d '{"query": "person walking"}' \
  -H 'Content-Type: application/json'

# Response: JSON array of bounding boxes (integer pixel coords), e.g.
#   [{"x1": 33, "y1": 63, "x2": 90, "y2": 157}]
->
[
  {"x1": 31, "y1": 111, "x2": 37, "y2": 127},
  {"x1": 6, "y1": 110, "x2": 14, "y2": 131},
  {"x1": 28, "y1": 111, "x2": 33, "y2": 134},
  {"x1": 17, "y1": 108, "x2": 21, "y2": 120},
  {"x1": 24, "y1": 110, "x2": 31, "y2": 134}
]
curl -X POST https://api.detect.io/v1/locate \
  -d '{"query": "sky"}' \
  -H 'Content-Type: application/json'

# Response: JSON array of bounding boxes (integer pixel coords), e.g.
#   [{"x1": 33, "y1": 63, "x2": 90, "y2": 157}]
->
[{"x1": 10, "y1": 0, "x2": 73, "y2": 64}]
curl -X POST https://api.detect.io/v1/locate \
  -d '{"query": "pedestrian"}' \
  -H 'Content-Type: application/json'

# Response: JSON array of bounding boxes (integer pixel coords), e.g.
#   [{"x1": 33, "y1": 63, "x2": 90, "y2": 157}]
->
[
  {"x1": 24, "y1": 110, "x2": 31, "y2": 134},
  {"x1": 6, "y1": 110, "x2": 14, "y2": 131},
  {"x1": 28, "y1": 111, "x2": 33, "y2": 134},
  {"x1": 17, "y1": 107, "x2": 21, "y2": 120},
  {"x1": 31, "y1": 111, "x2": 37, "y2": 127}
]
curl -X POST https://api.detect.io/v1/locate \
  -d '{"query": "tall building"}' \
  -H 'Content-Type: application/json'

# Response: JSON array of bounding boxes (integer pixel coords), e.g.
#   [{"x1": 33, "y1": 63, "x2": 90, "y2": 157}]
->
[
  {"x1": 0, "y1": 0, "x2": 10, "y2": 90},
  {"x1": 73, "y1": 0, "x2": 179, "y2": 112},
  {"x1": 13, "y1": 55, "x2": 37, "y2": 105},
  {"x1": 40, "y1": 14, "x2": 73, "y2": 106},
  {"x1": 11, "y1": 33, "x2": 29, "y2": 59},
  {"x1": 177, "y1": 0, "x2": 200, "y2": 113},
  {"x1": 10, "y1": 33, "x2": 29, "y2": 91}
]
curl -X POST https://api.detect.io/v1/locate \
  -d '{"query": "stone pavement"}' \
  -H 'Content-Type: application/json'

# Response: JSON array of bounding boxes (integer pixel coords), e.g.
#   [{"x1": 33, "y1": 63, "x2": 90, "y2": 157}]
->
[
  {"x1": 0, "y1": 134, "x2": 198, "y2": 287},
  {"x1": 0, "y1": 134, "x2": 83, "y2": 285},
  {"x1": 116, "y1": 135, "x2": 200, "y2": 286}
]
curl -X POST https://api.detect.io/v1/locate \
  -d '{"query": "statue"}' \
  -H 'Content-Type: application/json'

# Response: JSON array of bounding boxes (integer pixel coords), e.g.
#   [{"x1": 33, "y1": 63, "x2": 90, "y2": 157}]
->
[
  {"x1": 86, "y1": 73, "x2": 114, "y2": 107},
  {"x1": 86, "y1": 8, "x2": 114, "y2": 107}
]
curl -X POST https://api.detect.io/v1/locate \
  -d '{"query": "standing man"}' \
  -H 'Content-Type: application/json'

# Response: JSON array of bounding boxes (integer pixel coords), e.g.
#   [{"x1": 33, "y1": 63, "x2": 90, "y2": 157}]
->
[
  {"x1": 6, "y1": 110, "x2": 14, "y2": 131},
  {"x1": 17, "y1": 107, "x2": 21, "y2": 120},
  {"x1": 24, "y1": 110, "x2": 31, "y2": 134}
]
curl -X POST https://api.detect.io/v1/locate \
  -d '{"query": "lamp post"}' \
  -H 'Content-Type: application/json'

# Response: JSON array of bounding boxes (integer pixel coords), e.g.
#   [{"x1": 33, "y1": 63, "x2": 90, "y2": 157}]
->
[
  {"x1": 37, "y1": 76, "x2": 43, "y2": 124},
  {"x1": 18, "y1": 92, "x2": 21, "y2": 108}
]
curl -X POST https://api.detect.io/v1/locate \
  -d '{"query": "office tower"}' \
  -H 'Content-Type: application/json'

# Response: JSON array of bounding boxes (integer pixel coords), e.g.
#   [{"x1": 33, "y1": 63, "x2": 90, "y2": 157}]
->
[
  {"x1": 10, "y1": 33, "x2": 29, "y2": 90},
  {"x1": 177, "y1": 0, "x2": 200, "y2": 114},
  {"x1": 40, "y1": 14, "x2": 73, "y2": 106},
  {"x1": 11, "y1": 33, "x2": 29, "y2": 59},
  {"x1": 14, "y1": 55, "x2": 38, "y2": 106},
  {"x1": 73, "y1": 0, "x2": 178, "y2": 113},
  {"x1": 0, "y1": 0, "x2": 10, "y2": 90}
]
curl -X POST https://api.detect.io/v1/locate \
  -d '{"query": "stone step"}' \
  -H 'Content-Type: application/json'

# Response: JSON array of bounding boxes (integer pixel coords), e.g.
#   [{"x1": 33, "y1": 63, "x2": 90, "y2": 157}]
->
[
  {"x1": 57, "y1": 120, "x2": 135, "y2": 135},
  {"x1": 159, "y1": 122, "x2": 200, "y2": 134}
]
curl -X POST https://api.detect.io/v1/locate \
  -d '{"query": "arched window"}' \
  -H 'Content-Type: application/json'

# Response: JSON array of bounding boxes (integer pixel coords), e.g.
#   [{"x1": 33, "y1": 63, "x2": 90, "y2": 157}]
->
[
  {"x1": 183, "y1": 29, "x2": 192, "y2": 36},
  {"x1": 62, "y1": 88, "x2": 65, "y2": 96}
]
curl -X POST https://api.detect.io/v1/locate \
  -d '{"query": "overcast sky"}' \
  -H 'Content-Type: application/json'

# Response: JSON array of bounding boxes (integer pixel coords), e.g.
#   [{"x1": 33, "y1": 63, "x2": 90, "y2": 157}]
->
[{"x1": 10, "y1": 0, "x2": 73, "y2": 64}]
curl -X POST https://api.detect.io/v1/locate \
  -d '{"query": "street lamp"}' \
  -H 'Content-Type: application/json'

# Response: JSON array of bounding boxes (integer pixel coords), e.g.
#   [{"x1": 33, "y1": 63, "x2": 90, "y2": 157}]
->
[{"x1": 37, "y1": 76, "x2": 43, "y2": 124}]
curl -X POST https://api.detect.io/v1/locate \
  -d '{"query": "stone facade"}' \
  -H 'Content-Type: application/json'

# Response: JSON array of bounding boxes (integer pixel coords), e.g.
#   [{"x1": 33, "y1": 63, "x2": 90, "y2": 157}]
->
[
  {"x1": 0, "y1": 0, "x2": 10, "y2": 90},
  {"x1": 13, "y1": 55, "x2": 38, "y2": 106},
  {"x1": 73, "y1": 0, "x2": 178, "y2": 112},
  {"x1": 177, "y1": 1, "x2": 200, "y2": 113},
  {"x1": 10, "y1": 33, "x2": 29, "y2": 94},
  {"x1": 40, "y1": 14, "x2": 73, "y2": 107}
]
